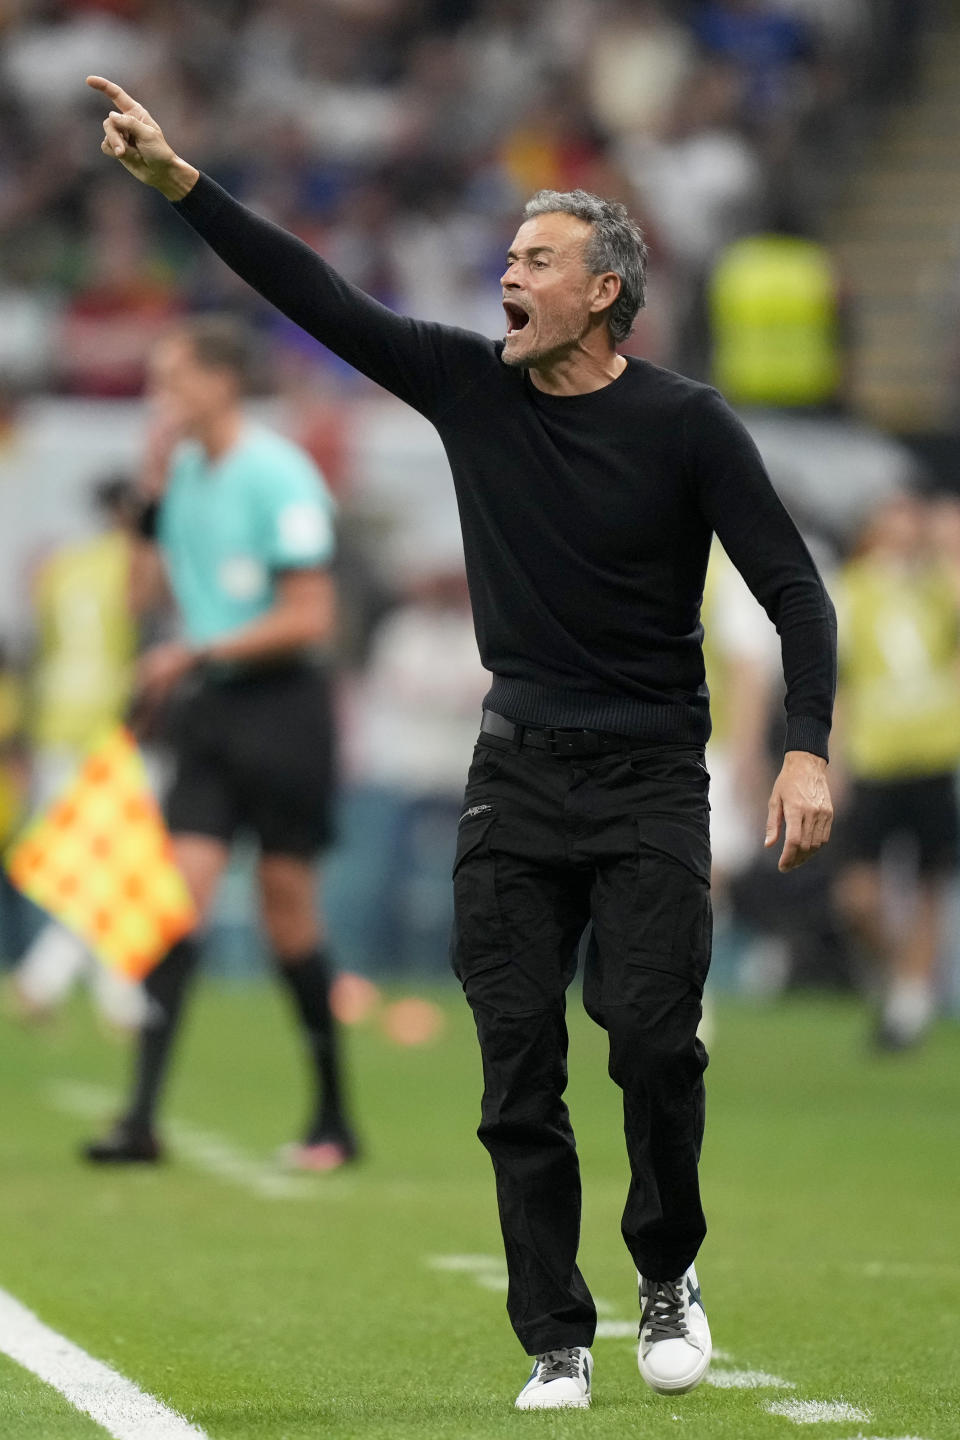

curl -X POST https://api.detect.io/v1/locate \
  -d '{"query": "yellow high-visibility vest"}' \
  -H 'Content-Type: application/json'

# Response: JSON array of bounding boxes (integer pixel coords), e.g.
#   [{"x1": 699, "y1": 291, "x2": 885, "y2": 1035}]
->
[
  {"x1": 836, "y1": 555, "x2": 960, "y2": 779},
  {"x1": 709, "y1": 235, "x2": 841, "y2": 407},
  {"x1": 29, "y1": 531, "x2": 137, "y2": 750}
]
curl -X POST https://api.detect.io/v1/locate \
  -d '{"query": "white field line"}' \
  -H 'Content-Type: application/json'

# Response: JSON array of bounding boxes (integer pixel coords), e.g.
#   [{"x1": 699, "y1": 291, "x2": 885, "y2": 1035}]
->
[
  {"x1": 425, "y1": 1254, "x2": 507, "y2": 1293},
  {"x1": 425, "y1": 1254, "x2": 505, "y2": 1276},
  {"x1": 425, "y1": 1255, "x2": 631, "y2": 1325},
  {"x1": 858, "y1": 1261, "x2": 960, "y2": 1279},
  {"x1": 0, "y1": 1288, "x2": 208, "y2": 1440},
  {"x1": 707, "y1": 1368, "x2": 796, "y2": 1390},
  {"x1": 767, "y1": 1399, "x2": 872, "y2": 1425},
  {"x1": 47, "y1": 1080, "x2": 339, "y2": 1202}
]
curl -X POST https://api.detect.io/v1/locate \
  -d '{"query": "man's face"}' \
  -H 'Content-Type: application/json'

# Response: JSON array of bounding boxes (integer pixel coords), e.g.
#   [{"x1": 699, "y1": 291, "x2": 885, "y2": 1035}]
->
[
  {"x1": 500, "y1": 212, "x2": 607, "y2": 368},
  {"x1": 148, "y1": 334, "x2": 237, "y2": 436}
]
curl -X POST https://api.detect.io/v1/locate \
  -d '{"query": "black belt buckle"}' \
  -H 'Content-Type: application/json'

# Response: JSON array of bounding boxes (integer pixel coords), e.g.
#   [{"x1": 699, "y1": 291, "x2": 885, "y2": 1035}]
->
[{"x1": 543, "y1": 728, "x2": 599, "y2": 757}]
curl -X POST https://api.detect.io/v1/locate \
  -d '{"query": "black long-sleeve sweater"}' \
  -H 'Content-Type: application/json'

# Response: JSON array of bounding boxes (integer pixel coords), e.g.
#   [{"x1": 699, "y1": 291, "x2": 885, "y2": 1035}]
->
[{"x1": 173, "y1": 175, "x2": 837, "y2": 758}]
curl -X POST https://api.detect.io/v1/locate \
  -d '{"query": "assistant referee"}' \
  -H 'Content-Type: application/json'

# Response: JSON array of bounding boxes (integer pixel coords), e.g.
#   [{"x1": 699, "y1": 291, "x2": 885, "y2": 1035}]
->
[
  {"x1": 85, "y1": 315, "x2": 358, "y2": 1173},
  {"x1": 88, "y1": 77, "x2": 835, "y2": 1409}
]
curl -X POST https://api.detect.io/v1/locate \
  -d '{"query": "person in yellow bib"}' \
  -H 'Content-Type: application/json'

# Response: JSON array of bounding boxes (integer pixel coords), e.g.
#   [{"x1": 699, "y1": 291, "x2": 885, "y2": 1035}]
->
[
  {"x1": 11, "y1": 478, "x2": 148, "y2": 1029},
  {"x1": 834, "y1": 492, "x2": 960, "y2": 1049},
  {"x1": 708, "y1": 231, "x2": 842, "y2": 411}
]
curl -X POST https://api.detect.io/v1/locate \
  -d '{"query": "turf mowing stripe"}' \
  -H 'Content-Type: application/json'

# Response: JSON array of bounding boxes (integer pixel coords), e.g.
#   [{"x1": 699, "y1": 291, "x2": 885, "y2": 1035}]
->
[
  {"x1": 767, "y1": 1399, "x2": 872, "y2": 1424},
  {"x1": 0, "y1": 1289, "x2": 207, "y2": 1440},
  {"x1": 47, "y1": 1080, "x2": 337, "y2": 1202}
]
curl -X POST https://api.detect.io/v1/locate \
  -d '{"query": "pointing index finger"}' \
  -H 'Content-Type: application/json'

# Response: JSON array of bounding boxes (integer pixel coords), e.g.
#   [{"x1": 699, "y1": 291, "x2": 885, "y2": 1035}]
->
[{"x1": 86, "y1": 75, "x2": 139, "y2": 114}]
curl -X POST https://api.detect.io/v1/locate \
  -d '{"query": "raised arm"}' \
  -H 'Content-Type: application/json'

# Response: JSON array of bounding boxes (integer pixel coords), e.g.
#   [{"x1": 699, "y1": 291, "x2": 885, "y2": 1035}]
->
[{"x1": 86, "y1": 76, "x2": 486, "y2": 417}]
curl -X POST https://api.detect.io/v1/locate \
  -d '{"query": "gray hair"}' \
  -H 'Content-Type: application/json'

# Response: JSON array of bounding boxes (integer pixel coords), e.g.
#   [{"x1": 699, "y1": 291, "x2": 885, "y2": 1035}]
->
[{"x1": 523, "y1": 189, "x2": 648, "y2": 343}]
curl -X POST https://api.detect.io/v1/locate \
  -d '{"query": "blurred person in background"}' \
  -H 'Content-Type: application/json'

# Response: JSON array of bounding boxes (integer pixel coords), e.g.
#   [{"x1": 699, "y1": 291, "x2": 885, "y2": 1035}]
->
[
  {"x1": 582, "y1": 1, "x2": 695, "y2": 143},
  {"x1": 0, "y1": 641, "x2": 31, "y2": 965},
  {"x1": 84, "y1": 316, "x2": 358, "y2": 1172},
  {"x1": 926, "y1": 491, "x2": 960, "y2": 607},
  {"x1": 89, "y1": 76, "x2": 836, "y2": 1408},
  {"x1": 700, "y1": 544, "x2": 780, "y2": 937},
  {"x1": 10, "y1": 475, "x2": 148, "y2": 1030},
  {"x1": 834, "y1": 492, "x2": 960, "y2": 1051},
  {"x1": 58, "y1": 175, "x2": 182, "y2": 398},
  {"x1": 707, "y1": 219, "x2": 844, "y2": 411},
  {"x1": 621, "y1": 58, "x2": 764, "y2": 383},
  {"x1": 692, "y1": 0, "x2": 815, "y2": 136},
  {"x1": 331, "y1": 537, "x2": 489, "y2": 975}
]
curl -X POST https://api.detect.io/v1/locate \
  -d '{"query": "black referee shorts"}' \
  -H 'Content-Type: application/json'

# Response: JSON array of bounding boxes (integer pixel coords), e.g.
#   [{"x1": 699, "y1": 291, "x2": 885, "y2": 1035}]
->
[
  {"x1": 164, "y1": 663, "x2": 336, "y2": 858},
  {"x1": 842, "y1": 771, "x2": 959, "y2": 877}
]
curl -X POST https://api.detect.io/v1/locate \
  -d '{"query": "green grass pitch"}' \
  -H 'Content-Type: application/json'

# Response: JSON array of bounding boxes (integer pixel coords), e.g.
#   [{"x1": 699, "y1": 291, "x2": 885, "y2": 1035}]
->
[{"x1": 0, "y1": 978, "x2": 958, "y2": 1438}]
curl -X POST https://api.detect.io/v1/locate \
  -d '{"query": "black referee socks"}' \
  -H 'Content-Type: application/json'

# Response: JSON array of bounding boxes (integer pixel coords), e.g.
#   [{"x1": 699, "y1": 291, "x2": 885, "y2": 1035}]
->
[
  {"x1": 126, "y1": 937, "x2": 201, "y2": 1133},
  {"x1": 274, "y1": 948, "x2": 352, "y2": 1144}
]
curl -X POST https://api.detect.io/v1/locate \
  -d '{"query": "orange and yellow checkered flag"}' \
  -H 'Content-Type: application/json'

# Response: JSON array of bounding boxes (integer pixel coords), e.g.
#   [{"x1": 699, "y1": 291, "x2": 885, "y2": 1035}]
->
[{"x1": 5, "y1": 726, "x2": 196, "y2": 980}]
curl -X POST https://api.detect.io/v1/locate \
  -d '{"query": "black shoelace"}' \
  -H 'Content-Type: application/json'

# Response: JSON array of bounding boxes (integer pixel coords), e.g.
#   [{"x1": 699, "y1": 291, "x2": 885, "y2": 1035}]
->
[
  {"x1": 534, "y1": 1348, "x2": 583, "y2": 1382},
  {"x1": 640, "y1": 1280, "x2": 690, "y2": 1344}
]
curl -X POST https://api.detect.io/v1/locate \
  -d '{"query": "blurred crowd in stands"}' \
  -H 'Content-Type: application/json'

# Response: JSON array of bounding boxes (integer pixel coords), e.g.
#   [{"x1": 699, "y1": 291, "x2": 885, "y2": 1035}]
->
[
  {"x1": 0, "y1": 0, "x2": 927, "y2": 399},
  {"x1": 2, "y1": 0, "x2": 958, "y2": 1049}
]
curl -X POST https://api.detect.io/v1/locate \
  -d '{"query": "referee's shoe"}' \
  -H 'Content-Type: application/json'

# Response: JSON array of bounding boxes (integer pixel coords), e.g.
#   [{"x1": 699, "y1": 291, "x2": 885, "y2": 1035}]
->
[
  {"x1": 83, "y1": 1118, "x2": 162, "y2": 1164},
  {"x1": 637, "y1": 1265, "x2": 711, "y2": 1393}
]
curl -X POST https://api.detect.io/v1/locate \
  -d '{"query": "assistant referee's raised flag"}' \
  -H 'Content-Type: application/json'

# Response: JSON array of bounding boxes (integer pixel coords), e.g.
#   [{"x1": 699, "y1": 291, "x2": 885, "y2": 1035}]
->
[{"x1": 5, "y1": 725, "x2": 195, "y2": 979}]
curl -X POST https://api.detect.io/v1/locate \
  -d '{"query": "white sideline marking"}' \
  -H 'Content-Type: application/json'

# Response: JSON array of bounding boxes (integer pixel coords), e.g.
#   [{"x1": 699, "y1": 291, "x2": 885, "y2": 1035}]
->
[
  {"x1": 0, "y1": 1288, "x2": 207, "y2": 1439},
  {"x1": 426, "y1": 1253, "x2": 503, "y2": 1272},
  {"x1": 475, "y1": 1274, "x2": 508, "y2": 1292},
  {"x1": 859, "y1": 1261, "x2": 960, "y2": 1279},
  {"x1": 426, "y1": 1256, "x2": 634, "y2": 1334},
  {"x1": 426, "y1": 1254, "x2": 508, "y2": 1292},
  {"x1": 767, "y1": 1399, "x2": 871, "y2": 1425},
  {"x1": 48, "y1": 1080, "x2": 330, "y2": 1202},
  {"x1": 707, "y1": 1368, "x2": 796, "y2": 1390}
]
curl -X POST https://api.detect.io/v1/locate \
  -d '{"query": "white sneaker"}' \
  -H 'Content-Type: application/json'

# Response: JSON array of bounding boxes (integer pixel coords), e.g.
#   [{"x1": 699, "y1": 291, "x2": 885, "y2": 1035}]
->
[
  {"x1": 515, "y1": 1347, "x2": 592, "y2": 1409},
  {"x1": 637, "y1": 1265, "x2": 711, "y2": 1394}
]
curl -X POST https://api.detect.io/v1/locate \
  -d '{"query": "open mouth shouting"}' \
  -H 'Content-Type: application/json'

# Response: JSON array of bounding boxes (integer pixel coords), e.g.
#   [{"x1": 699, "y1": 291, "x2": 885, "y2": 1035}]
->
[{"x1": 503, "y1": 301, "x2": 531, "y2": 338}]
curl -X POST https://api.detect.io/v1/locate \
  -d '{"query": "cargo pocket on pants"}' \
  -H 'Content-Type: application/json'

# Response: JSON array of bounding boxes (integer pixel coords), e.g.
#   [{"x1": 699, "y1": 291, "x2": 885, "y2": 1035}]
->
[
  {"x1": 451, "y1": 811, "x2": 506, "y2": 994},
  {"x1": 616, "y1": 817, "x2": 712, "y2": 1001}
]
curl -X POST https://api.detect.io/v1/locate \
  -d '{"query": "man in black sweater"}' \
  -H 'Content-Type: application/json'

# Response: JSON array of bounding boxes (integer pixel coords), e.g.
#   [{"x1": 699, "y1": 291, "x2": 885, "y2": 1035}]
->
[{"x1": 90, "y1": 75, "x2": 836, "y2": 1412}]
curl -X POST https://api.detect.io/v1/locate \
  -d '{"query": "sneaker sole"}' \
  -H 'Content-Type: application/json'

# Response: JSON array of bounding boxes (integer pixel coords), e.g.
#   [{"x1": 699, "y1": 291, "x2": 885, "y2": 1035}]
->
[
  {"x1": 638, "y1": 1346, "x2": 711, "y2": 1395},
  {"x1": 515, "y1": 1397, "x2": 591, "y2": 1410},
  {"x1": 83, "y1": 1150, "x2": 162, "y2": 1164}
]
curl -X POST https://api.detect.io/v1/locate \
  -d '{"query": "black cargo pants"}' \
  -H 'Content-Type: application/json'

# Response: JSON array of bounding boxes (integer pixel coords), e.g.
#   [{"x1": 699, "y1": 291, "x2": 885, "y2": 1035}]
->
[{"x1": 451, "y1": 731, "x2": 712, "y2": 1356}]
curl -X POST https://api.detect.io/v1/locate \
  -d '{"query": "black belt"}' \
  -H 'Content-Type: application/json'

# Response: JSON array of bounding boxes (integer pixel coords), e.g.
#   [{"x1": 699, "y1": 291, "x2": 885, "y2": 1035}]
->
[{"x1": 481, "y1": 709, "x2": 631, "y2": 757}]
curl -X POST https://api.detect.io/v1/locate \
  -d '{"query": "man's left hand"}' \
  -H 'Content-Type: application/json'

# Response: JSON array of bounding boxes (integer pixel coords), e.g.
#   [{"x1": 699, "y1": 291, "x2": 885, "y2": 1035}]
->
[
  {"x1": 136, "y1": 641, "x2": 199, "y2": 703},
  {"x1": 764, "y1": 750, "x2": 833, "y2": 873}
]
